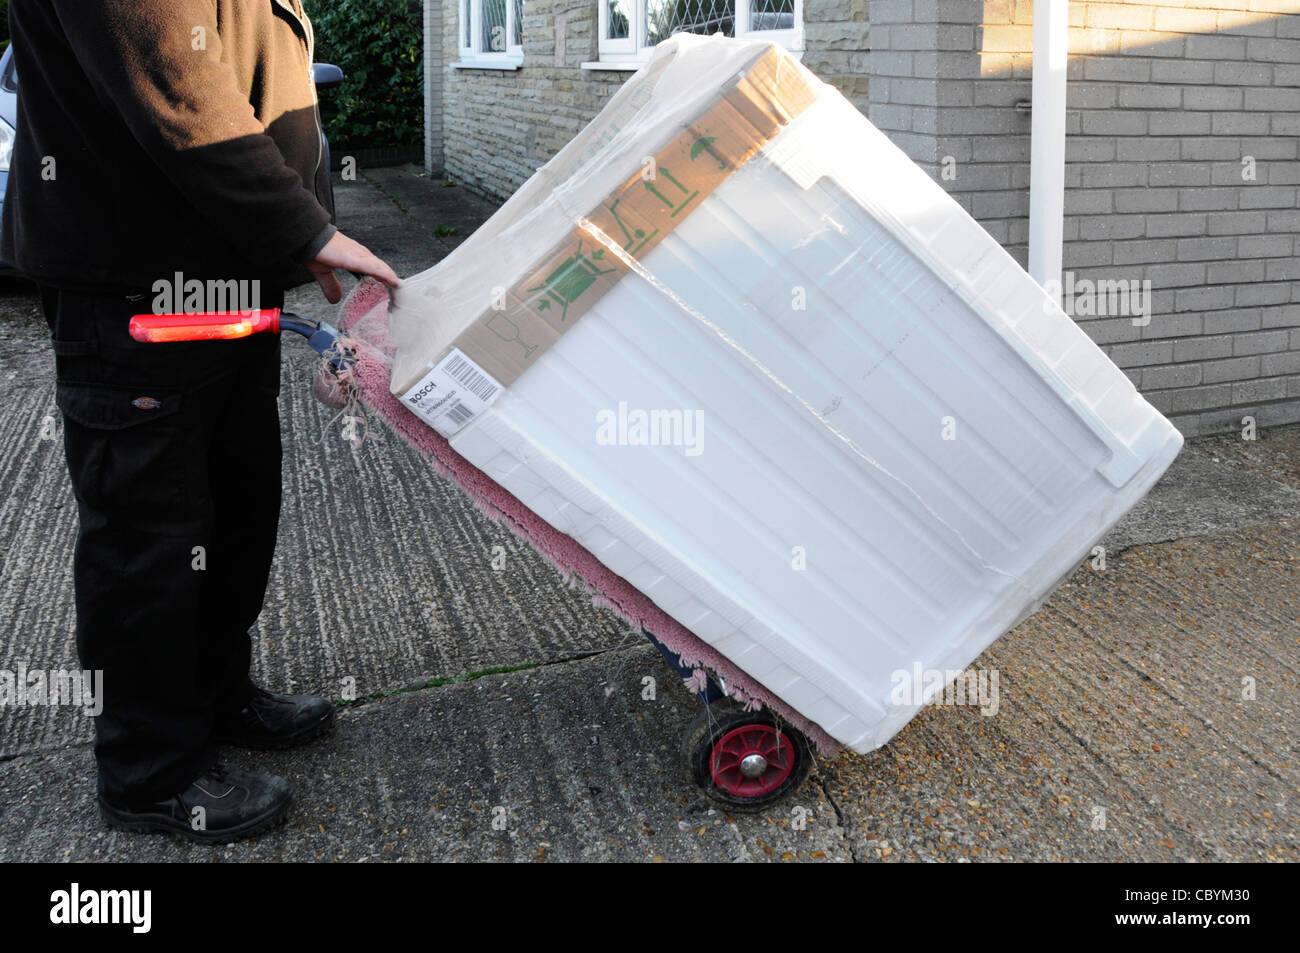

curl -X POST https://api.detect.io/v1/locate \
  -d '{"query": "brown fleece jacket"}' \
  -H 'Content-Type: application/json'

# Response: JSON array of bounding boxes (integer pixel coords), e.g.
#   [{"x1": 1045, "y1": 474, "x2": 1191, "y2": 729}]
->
[{"x1": 1, "y1": 0, "x2": 337, "y2": 293}]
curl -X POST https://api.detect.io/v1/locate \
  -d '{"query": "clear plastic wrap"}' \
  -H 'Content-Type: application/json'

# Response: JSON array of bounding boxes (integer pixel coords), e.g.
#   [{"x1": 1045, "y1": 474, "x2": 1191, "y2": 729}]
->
[{"x1": 372, "y1": 34, "x2": 1182, "y2": 752}]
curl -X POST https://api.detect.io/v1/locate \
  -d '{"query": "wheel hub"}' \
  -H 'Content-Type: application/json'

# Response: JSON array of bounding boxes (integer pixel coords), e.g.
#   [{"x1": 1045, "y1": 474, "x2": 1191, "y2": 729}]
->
[{"x1": 710, "y1": 723, "x2": 796, "y2": 798}]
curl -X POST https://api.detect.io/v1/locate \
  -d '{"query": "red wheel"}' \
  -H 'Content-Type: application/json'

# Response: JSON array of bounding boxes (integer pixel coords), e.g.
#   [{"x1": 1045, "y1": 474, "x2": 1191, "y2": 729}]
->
[
  {"x1": 683, "y1": 708, "x2": 813, "y2": 811},
  {"x1": 709, "y1": 723, "x2": 797, "y2": 797}
]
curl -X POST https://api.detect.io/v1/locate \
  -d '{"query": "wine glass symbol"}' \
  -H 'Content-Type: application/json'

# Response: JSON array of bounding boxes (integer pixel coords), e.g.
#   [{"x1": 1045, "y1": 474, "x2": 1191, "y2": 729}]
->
[{"x1": 486, "y1": 312, "x2": 539, "y2": 359}]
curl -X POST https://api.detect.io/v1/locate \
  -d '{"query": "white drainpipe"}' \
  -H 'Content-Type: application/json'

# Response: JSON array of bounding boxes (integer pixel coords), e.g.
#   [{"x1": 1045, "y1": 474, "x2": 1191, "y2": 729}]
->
[{"x1": 1029, "y1": 0, "x2": 1069, "y2": 290}]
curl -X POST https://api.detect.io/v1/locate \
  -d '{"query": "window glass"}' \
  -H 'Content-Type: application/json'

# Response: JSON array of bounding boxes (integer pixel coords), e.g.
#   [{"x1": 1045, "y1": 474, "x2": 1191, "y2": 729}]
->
[
  {"x1": 481, "y1": 0, "x2": 508, "y2": 52},
  {"x1": 749, "y1": 0, "x2": 793, "y2": 32},
  {"x1": 646, "y1": 0, "x2": 736, "y2": 47},
  {"x1": 606, "y1": 0, "x2": 631, "y2": 39}
]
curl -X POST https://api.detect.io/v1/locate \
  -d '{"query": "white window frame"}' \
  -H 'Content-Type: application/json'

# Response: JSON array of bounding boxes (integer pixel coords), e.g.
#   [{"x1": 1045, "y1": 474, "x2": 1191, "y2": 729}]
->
[
  {"x1": 588, "y1": 0, "x2": 803, "y2": 70},
  {"x1": 455, "y1": 0, "x2": 524, "y2": 69}
]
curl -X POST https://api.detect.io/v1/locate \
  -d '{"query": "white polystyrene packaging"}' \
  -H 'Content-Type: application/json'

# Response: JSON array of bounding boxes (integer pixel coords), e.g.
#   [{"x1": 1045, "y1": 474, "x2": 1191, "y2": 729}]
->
[{"x1": 388, "y1": 33, "x2": 1183, "y2": 753}]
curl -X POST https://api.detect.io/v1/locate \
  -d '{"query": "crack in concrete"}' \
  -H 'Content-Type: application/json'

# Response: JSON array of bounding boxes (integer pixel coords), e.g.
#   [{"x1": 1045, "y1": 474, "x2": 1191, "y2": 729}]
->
[{"x1": 816, "y1": 771, "x2": 859, "y2": 862}]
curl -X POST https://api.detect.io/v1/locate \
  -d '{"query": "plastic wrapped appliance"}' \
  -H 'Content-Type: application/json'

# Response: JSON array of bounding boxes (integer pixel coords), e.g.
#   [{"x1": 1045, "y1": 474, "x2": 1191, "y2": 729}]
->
[{"x1": 386, "y1": 34, "x2": 1183, "y2": 753}]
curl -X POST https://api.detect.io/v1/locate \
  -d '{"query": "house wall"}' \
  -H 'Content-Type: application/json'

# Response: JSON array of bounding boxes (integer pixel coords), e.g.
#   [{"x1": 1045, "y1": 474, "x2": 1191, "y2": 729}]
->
[
  {"x1": 425, "y1": 0, "x2": 869, "y2": 198},
  {"x1": 430, "y1": 0, "x2": 615, "y2": 199},
  {"x1": 870, "y1": 0, "x2": 1300, "y2": 435}
]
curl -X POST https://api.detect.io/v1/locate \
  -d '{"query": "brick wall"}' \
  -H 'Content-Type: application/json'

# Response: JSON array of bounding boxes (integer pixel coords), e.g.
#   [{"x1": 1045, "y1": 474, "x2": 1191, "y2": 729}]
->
[
  {"x1": 871, "y1": 0, "x2": 1300, "y2": 435},
  {"x1": 431, "y1": 0, "x2": 623, "y2": 199},
  {"x1": 866, "y1": 0, "x2": 976, "y2": 167},
  {"x1": 425, "y1": 0, "x2": 445, "y2": 173},
  {"x1": 803, "y1": 0, "x2": 872, "y2": 114}
]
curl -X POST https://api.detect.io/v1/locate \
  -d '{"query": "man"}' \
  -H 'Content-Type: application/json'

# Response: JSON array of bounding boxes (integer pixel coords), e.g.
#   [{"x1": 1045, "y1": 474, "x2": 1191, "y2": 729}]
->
[{"x1": 2, "y1": 0, "x2": 401, "y2": 843}]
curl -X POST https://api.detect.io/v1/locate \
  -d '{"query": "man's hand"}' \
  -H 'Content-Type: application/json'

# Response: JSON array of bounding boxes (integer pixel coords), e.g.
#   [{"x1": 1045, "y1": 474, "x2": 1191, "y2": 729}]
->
[{"x1": 307, "y1": 231, "x2": 402, "y2": 303}]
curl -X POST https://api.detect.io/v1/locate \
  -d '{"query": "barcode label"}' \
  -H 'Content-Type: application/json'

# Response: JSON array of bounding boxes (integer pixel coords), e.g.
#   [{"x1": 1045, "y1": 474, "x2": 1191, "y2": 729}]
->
[
  {"x1": 400, "y1": 347, "x2": 504, "y2": 437},
  {"x1": 443, "y1": 353, "x2": 499, "y2": 403},
  {"x1": 444, "y1": 402, "x2": 475, "y2": 427}
]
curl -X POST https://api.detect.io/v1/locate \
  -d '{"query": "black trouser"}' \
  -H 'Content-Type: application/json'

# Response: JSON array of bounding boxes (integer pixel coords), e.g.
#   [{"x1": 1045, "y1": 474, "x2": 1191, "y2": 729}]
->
[{"x1": 43, "y1": 287, "x2": 284, "y2": 804}]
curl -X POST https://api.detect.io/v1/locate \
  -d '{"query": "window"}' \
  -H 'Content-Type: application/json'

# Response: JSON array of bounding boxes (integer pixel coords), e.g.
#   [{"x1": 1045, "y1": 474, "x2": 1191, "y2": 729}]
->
[
  {"x1": 457, "y1": 0, "x2": 524, "y2": 67},
  {"x1": 594, "y1": 0, "x2": 802, "y2": 67}
]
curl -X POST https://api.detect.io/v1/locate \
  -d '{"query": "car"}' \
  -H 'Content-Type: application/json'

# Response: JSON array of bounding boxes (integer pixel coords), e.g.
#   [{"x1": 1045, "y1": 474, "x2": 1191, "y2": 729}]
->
[
  {"x1": 0, "y1": 46, "x2": 344, "y2": 273},
  {"x1": 0, "y1": 46, "x2": 18, "y2": 274}
]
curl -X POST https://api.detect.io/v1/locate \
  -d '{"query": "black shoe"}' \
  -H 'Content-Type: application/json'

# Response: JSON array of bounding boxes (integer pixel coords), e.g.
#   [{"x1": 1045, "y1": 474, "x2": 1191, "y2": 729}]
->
[
  {"x1": 98, "y1": 764, "x2": 292, "y2": 844},
  {"x1": 214, "y1": 686, "x2": 336, "y2": 750}
]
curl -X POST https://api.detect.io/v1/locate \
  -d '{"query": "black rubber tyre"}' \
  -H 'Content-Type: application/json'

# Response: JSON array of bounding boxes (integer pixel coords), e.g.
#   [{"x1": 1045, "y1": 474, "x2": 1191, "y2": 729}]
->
[{"x1": 682, "y1": 706, "x2": 814, "y2": 812}]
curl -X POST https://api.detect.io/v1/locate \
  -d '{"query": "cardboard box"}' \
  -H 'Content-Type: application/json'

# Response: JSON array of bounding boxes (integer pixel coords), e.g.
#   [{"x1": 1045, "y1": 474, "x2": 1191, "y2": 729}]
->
[{"x1": 389, "y1": 39, "x2": 819, "y2": 427}]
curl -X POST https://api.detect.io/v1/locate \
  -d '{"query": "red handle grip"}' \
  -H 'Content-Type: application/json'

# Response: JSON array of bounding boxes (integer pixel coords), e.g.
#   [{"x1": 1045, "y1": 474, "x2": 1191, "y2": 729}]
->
[{"x1": 129, "y1": 308, "x2": 281, "y2": 343}]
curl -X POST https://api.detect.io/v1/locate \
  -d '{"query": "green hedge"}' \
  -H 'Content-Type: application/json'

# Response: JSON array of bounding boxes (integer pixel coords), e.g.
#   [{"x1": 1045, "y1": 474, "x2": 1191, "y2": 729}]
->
[
  {"x1": 304, "y1": 0, "x2": 423, "y2": 149},
  {"x1": 0, "y1": 0, "x2": 10, "y2": 55}
]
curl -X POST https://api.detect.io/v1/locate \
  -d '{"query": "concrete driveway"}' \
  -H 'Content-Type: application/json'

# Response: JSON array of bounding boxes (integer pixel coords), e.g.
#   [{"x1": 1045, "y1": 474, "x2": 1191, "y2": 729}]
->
[{"x1": 0, "y1": 167, "x2": 1295, "y2": 861}]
